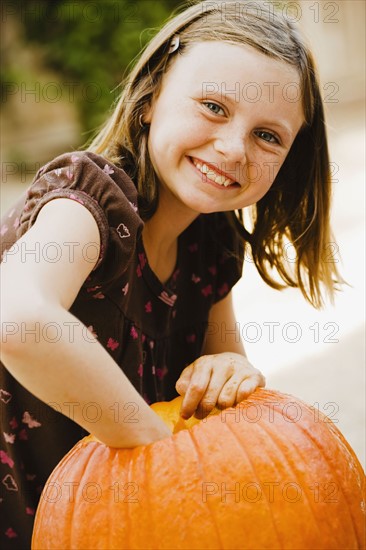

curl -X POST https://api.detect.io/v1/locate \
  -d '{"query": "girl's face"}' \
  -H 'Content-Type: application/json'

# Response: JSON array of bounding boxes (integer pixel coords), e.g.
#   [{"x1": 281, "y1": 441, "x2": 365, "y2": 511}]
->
[{"x1": 145, "y1": 41, "x2": 304, "y2": 219}]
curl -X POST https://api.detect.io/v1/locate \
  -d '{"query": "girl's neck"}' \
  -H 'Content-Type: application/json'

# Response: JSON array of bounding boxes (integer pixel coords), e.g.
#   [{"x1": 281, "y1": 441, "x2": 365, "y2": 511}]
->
[
  {"x1": 142, "y1": 191, "x2": 198, "y2": 284},
  {"x1": 144, "y1": 186, "x2": 198, "y2": 247}
]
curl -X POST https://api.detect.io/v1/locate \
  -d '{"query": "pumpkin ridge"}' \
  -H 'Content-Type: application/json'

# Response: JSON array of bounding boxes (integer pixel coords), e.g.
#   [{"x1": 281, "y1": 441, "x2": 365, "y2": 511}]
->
[
  {"x1": 282, "y1": 419, "x2": 362, "y2": 546},
  {"x1": 253, "y1": 392, "x2": 364, "y2": 545},
  {"x1": 188, "y1": 427, "x2": 224, "y2": 549},
  {"x1": 125, "y1": 445, "x2": 149, "y2": 549},
  {"x1": 108, "y1": 453, "x2": 119, "y2": 548},
  {"x1": 144, "y1": 444, "x2": 157, "y2": 549},
  {"x1": 224, "y1": 418, "x2": 284, "y2": 548},
  {"x1": 53, "y1": 439, "x2": 99, "y2": 548},
  {"x1": 125, "y1": 448, "x2": 134, "y2": 549},
  {"x1": 248, "y1": 413, "x2": 325, "y2": 545},
  {"x1": 168, "y1": 430, "x2": 193, "y2": 547},
  {"x1": 109, "y1": 447, "x2": 127, "y2": 549},
  {"x1": 269, "y1": 401, "x2": 363, "y2": 545},
  {"x1": 68, "y1": 442, "x2": 103, "y2": 549}
]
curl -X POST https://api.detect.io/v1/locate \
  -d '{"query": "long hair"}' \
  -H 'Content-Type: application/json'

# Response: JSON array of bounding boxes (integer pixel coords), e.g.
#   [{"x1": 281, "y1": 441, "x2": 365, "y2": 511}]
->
[{"x1": 88, "y1": 0, "x2": 342, "y2": 308}]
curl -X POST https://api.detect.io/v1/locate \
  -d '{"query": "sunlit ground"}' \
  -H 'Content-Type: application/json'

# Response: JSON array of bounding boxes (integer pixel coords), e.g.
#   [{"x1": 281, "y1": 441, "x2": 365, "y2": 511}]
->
[{"x1": 233, "y1": 100, "x2": 365, "y2": 468}]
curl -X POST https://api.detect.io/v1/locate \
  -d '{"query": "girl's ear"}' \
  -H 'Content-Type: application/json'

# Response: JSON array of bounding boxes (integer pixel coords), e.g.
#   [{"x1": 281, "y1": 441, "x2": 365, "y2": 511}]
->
[{"x1": 143, "y1": 105, "x2": 153, "y2": 124}]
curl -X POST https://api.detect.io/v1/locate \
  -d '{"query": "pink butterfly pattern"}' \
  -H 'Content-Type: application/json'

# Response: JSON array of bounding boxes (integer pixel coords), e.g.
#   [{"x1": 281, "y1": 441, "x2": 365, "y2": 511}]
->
[
  {"x1": 3, "y1": 432, "x2": 16, "y2": 444},
  {"x1": 9, "y1": 417, "x2": 18, "y2": 430},
  {"x1": 103, "y1": 164, "x2": 115, "y2": 175},
  {"x1": 64, "y1": 166, "x2": 74, "y2": 180},
  {"x1": 2, "y1": 474, "x2": 18, "y2": 491},
  {"x1": 107, "y1": 338, "x2": 119, "y2": 351},
  {"x1": 201, "y1": 284, "x2": 213, "y2": 297},
  {"x1": 86, "y1": 285, "x2": 102, "y2": 293},
  {"x1": 130, "y1": 326, "x2": 138, "y2": 340},
  {"x1": 117, "y1": 223, "x2": 130, "y2": 239},
  {"x1": 69, "y1": 193, "x2": 84, "y2": 205},
  {"x1": 87, "y1": 325, "x2": 98, "y2": 339},
  {"x1": 217, "y1": 283, "x2": 229, "y2": 297},
  {"x1": 122, "y1": 283, "x2": 129, "y2": 295},
  {"x1": 22, "y1": 412, "x2": 41, "y2": 429},
  {"x1": 5, "y1": 527, "x2": 18, "y2": 538},
  {"x1": 0, "y1": 450, "x2": 14, "y2": 468},
  {"x1": 138, "y1": 253, "x2": 147, "y2": 269},
  {"x1": 158, "y1": 291, "x2": 177, "y2": 307},
  {"x1": 92, "y1": 292, "x2": 105, "y2": 300},
  {"x1": 19, "y1": 429, "x2": 28, "y2": 441},
  {"x1": 0, "y1": 389, "x2": 12, "y2": 404},
  {"x1": 156, "y1": 366, "x2": 168, "y2": 380}
]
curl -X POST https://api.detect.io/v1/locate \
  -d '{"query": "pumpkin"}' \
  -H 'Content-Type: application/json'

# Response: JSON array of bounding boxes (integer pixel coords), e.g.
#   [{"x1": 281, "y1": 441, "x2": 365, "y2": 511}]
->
[{"x1": 32, "y1": 389, "x2": 365, "y2": 549}]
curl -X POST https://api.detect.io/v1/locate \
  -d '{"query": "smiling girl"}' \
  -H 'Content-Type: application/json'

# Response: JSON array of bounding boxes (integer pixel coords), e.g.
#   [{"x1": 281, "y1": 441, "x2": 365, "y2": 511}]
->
[{"x1": 0, "y1": 0, "x2": 340, "y2": 546}]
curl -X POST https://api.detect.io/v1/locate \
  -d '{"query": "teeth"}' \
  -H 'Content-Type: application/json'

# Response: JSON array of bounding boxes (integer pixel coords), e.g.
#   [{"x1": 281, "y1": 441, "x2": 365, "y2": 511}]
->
[{"x1": 193, "y1": 159, "x2": 234, "y2": 187}]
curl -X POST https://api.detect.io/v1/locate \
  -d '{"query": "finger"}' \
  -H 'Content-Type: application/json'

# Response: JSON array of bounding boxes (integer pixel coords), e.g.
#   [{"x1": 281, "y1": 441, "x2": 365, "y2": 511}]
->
[
  {"x1": 175, "y1": 365, "x2": 193, "y2": 396},
  {"x1": 180, "y1": 361, "x2": 212, "y2": 419},
  {"x1": 215, "y1": 374, "x2": 244, "y2": 410},
  {"x1": 236, "y1": 373, "x2": 266, "y2": 402},
  {"x1": 194, "y1": 370, "x2": 232, "y2": 419}
]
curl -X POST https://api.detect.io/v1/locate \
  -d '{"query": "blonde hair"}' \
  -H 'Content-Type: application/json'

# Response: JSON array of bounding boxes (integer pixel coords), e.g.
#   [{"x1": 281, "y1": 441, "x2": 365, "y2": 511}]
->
[{"x1": 88, "y1": 0, "x2": 342, "y2": 308}]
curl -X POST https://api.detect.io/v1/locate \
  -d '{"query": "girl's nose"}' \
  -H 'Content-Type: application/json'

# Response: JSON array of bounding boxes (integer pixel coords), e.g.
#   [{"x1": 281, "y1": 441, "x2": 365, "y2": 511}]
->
[{"x1": 213, "y1": 126, "x2": 247, "y2": 165}]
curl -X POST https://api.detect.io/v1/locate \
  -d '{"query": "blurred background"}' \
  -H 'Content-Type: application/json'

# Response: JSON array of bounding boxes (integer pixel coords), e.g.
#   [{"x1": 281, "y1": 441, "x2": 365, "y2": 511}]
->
[{"x1": 1, "y1": 1, "x2": 365, "y2": 468}]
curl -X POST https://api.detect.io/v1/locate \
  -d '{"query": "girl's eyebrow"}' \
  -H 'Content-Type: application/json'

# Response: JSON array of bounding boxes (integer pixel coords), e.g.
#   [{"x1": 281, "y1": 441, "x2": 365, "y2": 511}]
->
[
  {"x1": 198, "y1": 88, "x2": 301, "y2": 138},
  {"x1": 262, "y1": 121, "x2": 295, "y2": 139}
]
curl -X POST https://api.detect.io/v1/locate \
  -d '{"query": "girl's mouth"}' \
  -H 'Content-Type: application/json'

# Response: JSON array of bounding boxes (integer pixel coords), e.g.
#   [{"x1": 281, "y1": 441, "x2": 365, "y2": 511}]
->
[{"x1": 189, "y1": 157, "x2": 240, "y2": 189}]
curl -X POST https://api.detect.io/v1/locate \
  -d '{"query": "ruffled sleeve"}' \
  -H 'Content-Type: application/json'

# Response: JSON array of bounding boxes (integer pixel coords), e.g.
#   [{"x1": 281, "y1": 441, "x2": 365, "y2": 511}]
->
[{"x1": 17, "y1": 151, "x2": 143, "y2": 290}]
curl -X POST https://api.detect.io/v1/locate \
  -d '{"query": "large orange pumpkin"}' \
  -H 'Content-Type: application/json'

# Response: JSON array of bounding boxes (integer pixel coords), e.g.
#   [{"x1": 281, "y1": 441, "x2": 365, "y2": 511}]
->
[{"x1": 32, "y1": 389, "x2": 365, "y2": 549}]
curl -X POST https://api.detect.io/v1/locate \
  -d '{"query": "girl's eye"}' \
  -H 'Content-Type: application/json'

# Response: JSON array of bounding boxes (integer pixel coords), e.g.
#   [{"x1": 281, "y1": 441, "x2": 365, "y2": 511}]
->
[
  {"x1": 202, "y1": 102, "x2": 225, "y2": 116},
  {"x1": 255, "y1": 130, "x2": 280, "y2": 144}
]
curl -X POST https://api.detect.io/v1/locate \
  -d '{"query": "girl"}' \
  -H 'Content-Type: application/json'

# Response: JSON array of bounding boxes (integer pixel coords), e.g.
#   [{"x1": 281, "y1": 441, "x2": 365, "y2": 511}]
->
[{"x1": 0, "y1": 0, "x2": 340, "y2": 547}]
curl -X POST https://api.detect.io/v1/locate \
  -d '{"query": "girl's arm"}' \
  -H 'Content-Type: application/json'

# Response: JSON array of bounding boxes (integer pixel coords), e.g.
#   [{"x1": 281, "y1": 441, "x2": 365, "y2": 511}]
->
[
  {"x1": 176, "y1": 292, "x2": 265, "y2": 419},
  {"x1": 0, "y1": 198, "x2": 171, "y2": 447}
]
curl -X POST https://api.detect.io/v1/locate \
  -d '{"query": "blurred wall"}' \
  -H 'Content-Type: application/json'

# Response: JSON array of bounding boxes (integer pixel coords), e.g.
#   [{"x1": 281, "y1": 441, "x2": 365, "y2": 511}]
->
[{"x1": 298, "y1": 0, "x2": 365, "y2": 103}]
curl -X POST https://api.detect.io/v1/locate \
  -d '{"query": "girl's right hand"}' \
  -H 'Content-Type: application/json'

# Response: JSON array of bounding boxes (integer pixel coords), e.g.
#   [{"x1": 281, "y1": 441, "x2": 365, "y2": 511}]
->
[{"x1": 176, "y1": 352, "x2": 265, "y2": 420}]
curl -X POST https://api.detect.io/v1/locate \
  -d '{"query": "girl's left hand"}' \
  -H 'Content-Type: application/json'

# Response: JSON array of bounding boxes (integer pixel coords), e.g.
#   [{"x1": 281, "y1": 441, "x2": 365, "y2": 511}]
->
[{"x1": 175, "y1": 352, "x2": 265, "y2": 420}]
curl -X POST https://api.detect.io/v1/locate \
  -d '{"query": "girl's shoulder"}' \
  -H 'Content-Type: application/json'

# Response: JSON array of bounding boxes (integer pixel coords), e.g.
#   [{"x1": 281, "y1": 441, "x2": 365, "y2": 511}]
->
[
  {"x1": 32, "y1": 150, "x2": 139, "y2": 207},
  {"x1": 1, "y1": 151, "x2": 143, "y2": 290},
  {"x1": 18, "y1": 149, "x2": 142, "y2": 236}
]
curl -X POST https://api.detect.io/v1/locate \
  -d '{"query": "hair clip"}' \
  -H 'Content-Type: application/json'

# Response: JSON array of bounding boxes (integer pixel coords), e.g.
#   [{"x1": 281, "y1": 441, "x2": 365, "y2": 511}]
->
[{"x1": 168, "y1": 34, "x2": 180, "y2": 54}]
